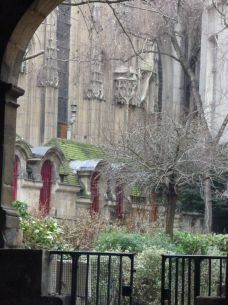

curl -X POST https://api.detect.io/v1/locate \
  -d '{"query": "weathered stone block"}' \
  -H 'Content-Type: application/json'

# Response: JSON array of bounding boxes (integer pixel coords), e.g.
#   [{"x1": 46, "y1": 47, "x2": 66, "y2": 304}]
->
[
  {"x1": 0, "y1": 249, "x2": 42, "y2": 294},
  {"x1": 0, "y1": 205, "x2": 22, "y2": 247},
  {"x1": 0, "y1": 249, "x2": 71, "y2": 305}
]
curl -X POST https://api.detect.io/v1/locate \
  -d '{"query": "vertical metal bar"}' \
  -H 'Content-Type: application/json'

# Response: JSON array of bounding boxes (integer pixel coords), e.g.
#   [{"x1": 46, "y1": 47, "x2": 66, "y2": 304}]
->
[
  {"x1": 219, "y1": 258, "x2": 223, "y2": 296},
  {"x1": 85, "y1": 254, "x2": 90, "y2": 305},
  {"x1": 161, "y1": 255, "x2": 166, "y2": 305},
  {"x1": 96, "y1": 255, "x2": 101, "y2": 305},
  {"x1": 168, "y1": 257, "x2": 172, "y2": 305},
  {"x1": 107, "y1": 255, "x2": 112, "y2": 305},
  {"x1": 57, "y1": 253, "x2": 63, "y2": 295},
  {"x1": 194, "y1": 258, "x2": 201, "y2": 305},
  {"x1": 118, "y1": 255, "x2": 123, "y2": 305},
  {"x1": 129, "y1": 254, "x2": 134, "y2": 305},
  {"x1": 181, "y1": 258, "x2": 185, "y2": 305},
  {"x1": 175, "y1": 258, "x2": 179, "y2": 305},
  {"x1": 187, "y1": 258, "x2": 192, "y2": 305},
  {"x1": 71, "y1": 254, "x2": 79, "y2": 305},
  {"x1": 208, "y1": 258, "x2": 211, "y2": 296}
]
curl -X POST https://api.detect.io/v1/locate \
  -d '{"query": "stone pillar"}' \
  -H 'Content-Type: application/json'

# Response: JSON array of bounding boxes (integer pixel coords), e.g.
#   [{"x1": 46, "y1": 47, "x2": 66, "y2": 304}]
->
[{"x1": 0, "y1": 80, "x2": 24, "y2": 248}]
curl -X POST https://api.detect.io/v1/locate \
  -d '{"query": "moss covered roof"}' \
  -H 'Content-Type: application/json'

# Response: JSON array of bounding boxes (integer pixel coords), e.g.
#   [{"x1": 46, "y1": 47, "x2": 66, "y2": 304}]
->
[
  {"x1": 131, "y1": 185, "x2": 141, "y2": 197},
  {"x1": 45, "y1": 138, "x2": 104, "y2": 186},
  {"x1": 46, "y1": 138, "x2": 103, "y2": 161}
]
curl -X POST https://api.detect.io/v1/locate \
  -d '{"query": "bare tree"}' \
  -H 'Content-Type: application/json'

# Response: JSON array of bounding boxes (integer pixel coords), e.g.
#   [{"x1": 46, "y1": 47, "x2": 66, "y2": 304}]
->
[
  {"x1": 102, "y1": 0, "x2": 228, "y2": 232},
  {"x1": 61, "y1": 0, "x2": 228, "y2": 232},
  {"x1": 212, "y1": 0, "x2": 228, "y2": 28},
  {"x1": 22, "y1": 0, "x2": 228, "y2": 232},
  {"x1": 102, "y1": 112, "x2": 228, "y2": 236}
]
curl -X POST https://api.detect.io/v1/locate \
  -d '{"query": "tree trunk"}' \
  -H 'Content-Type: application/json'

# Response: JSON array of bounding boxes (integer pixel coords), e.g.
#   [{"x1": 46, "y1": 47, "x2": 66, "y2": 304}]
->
[
  {"x1": 203, "y1": 176, "x2": 213, "y2": 233},
  {"x1": 165, "y1": 185, "x2": 177, "y2": 237}
]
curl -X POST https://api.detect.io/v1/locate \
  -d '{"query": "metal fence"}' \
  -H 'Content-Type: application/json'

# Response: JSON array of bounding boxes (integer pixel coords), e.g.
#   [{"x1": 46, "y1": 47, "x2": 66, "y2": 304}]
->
[
  {"x1": 48, "y1": 251, "x2": 135, "y2": 305},
  {"x1": 161, "y1": 255, "x2": 228, "y2": 305}
]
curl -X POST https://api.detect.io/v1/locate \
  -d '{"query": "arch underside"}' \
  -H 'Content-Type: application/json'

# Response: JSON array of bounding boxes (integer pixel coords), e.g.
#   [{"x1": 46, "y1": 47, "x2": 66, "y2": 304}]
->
[
  {"x1": 0, "y1": 0, "x2": 65, "y2": 248},
  {"x1": 1, "y1": 0, "x2": 63, "y2": 85}
]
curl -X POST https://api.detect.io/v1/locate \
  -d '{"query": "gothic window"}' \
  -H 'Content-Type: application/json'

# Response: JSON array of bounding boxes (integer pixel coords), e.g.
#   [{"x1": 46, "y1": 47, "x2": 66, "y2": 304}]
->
[
  {"x1": 39, "y1": 160, "x2": 53, "y2": 214},
  {"x1": 26, "y1": 164, "x2": 33, "y2": 180},
  {"x1": 90, "y1": 172, "x2": 100, "y2": 214}
]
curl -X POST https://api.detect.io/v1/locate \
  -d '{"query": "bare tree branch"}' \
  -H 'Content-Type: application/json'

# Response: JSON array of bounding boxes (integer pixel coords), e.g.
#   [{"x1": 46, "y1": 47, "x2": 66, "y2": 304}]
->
[
  {"x1": 61, "y1": 0, "x2": 132, "y2": 6},
  {"x1": 23, "y1": 50, "x2": 44, "y2": 61},
  {"x1": 107, "y1": 3, "x2": 139, "y2": 57}
]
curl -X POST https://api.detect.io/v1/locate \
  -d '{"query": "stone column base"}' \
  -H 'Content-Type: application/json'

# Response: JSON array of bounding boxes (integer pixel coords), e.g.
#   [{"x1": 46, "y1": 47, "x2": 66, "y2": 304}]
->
[{"x1": 0, "y1": 206, "x2": 22, "y2": 248}]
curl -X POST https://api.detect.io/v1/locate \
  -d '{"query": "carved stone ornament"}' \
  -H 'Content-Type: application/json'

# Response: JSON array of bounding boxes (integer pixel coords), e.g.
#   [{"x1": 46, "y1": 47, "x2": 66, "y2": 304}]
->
[
  {"x1": 37, "y1": 64, "x2": 59, "y2": 88},
  {"x1": 84, "y1": 71, "x2": 104, "y2": 101},
  {"x1": 113, "y1": 66, "x2": 138, "y2": 106},
  {"x1": 37, "y1": 47, "x2": 59, "y2": 88}
]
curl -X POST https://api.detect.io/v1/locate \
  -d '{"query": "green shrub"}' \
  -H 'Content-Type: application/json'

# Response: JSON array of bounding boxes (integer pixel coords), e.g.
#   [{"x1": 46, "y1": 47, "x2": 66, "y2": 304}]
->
[
  {"x1": 173, "y1": 231, "x2": 228, "y2": 254},
  {"x1": 94, "y1": 231, "x2": 151, "y2": 252},
  {"x1": 13, "y1": 200, "x2": 29, "y2": 219},
  {"x1": 173, "y1": 231, "x2": 210, "y2": 254},
  {"x1": 95, "y1": 231, "x2": 178, "y2": 253},
  {"x1": 147, "y1": 232, "x2": 176, "y2": 252},
  {"x1": 207, "y1": 233, "x2": 228, "y2": 252},
  {"x1": 20, "y1": 215, "x2": 65, "y2": 249},
  {"x1": 13, "y1": 201, "x2": 71, "y2": 250},
  {"x1": 134, "y1": 247, "x2": 168, "y2": 305}
]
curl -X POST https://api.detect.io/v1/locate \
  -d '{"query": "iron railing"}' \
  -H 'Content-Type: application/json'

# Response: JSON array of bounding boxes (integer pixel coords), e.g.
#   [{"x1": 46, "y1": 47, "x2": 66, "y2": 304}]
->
[
  {"x1": 48, "y1": 251, "x2": 135, "y2": 305},
  {"x1": 161, "y1": 254, "x2": 228, "y2": 305}
]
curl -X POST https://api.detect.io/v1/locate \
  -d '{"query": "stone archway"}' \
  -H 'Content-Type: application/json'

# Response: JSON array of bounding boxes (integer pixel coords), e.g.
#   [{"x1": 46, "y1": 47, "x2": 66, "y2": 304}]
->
[
  {"x1": 0, "y1": 0, "x2": 64, "y2": 248},
  {"x1": 1, "y1": 0, "x2": 63, "y2": 84}
]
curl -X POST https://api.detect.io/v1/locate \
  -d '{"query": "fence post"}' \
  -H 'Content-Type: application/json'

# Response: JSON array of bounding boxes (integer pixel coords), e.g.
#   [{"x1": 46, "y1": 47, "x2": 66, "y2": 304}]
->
[
  {"x1": 161, "y1": 255, "x2": 166, "y2": 305},
  {"x1": 194, "y1": 258, "x2": 201, "y2": 305},
  {"x1": 129, "y1": 254, "x2": 135, "y2": 305},
  {"x1": 70, "y1": 253, "x2": 79, "y2": 305}
]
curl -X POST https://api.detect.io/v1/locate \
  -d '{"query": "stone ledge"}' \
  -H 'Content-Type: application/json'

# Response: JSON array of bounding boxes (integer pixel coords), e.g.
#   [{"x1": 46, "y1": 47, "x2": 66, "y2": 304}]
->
[
  {"x1": 41, "y1": 296, "x2": 71, "y2": 305},
  {"x1": 0, "y1": 206, "x2": 22, "y2": 247},
  {"x1": 0, "y1": 206, "x2": 20, "y2": 229}
]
